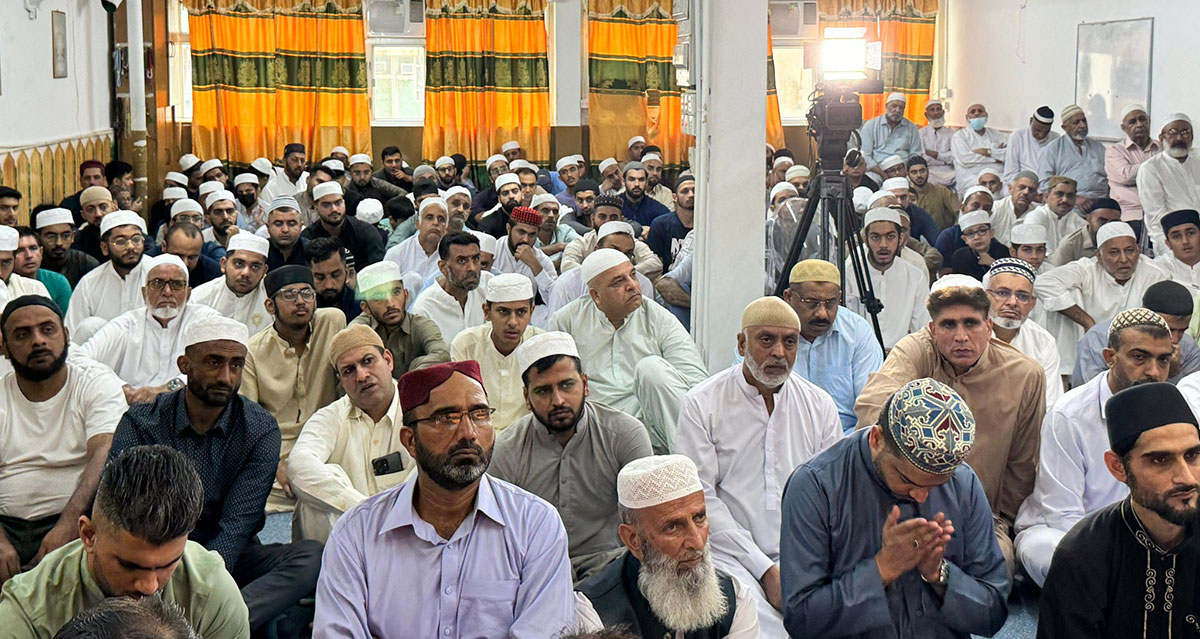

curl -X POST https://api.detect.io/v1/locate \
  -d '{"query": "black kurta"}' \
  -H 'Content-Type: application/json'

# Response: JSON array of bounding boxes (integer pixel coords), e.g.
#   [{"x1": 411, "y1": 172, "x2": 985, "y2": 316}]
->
[{"x1": 1038, "y1": 497, "x2": 1200, "y2": 639}]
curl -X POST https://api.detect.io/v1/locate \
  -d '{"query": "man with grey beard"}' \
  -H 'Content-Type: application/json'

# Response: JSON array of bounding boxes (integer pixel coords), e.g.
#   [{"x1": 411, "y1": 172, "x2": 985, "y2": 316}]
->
[
  {"x1": 576, "y1": 454, "x2": 760, "y2": 638},
  {"x1": 1137, "y1": 113, "x2": 1200, "y2": 255}
]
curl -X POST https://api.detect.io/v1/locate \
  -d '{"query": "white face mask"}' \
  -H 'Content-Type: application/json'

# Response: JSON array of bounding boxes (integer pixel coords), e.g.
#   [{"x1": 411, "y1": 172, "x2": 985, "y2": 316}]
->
[{"x1": 928, "y1": 117, "x2": 946, "y2": 128}]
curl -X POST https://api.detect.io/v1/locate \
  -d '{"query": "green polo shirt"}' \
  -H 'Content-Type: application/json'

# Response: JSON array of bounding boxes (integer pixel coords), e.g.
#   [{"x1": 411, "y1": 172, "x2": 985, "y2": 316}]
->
[{"x1": 0, "y1": 539, "x2": 249, "y2": 639}]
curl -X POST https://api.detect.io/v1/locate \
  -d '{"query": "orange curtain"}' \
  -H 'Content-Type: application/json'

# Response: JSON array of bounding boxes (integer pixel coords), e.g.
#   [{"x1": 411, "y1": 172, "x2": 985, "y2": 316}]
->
[
  {"x1": 185, "y1": 0, "x2": 371, "y2": 167},
  {"x1": 423, "y1": 1, "x2": 551, "y2": 167},
  {"x1": 766, "y1": 27, "x2": 786, "y2": 150}
]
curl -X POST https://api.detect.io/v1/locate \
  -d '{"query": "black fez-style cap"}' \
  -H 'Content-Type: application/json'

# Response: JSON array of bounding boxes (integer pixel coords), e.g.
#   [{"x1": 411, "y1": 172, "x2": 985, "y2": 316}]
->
[
  {"x1": 1142, "y1": 280, "x2": 1194, "y2": 317},
  {"x1": 1162, "y1": 209, "x2": 1200, "y2": 235},
  {"x1": 0, "y1": 295, "x2": 63, "y2": 332},
  {"x1": 1106, "y1": 382, "x2": 1199, "y2": 456},
  {"x1": 265, "y1": 265, "x2": 314, "y2": 297},
  {"x1": 1090, "y1": 197, "x2": 1122, "y2": 213},
  {"x1": 283, "y1": 143, "x2": 306, "y2": 157},
  {"x1": 411, "y1": 180, "x2": 440, "y2": 199},
  {"x1": 574, "y1": 179, "x2": 600, "y2": 194}
]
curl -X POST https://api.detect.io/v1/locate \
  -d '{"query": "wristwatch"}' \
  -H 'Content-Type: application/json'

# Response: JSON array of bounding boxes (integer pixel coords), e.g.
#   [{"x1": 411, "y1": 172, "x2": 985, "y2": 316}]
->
[
  {"x1": 922, "y1": 559, "x2": 950, "y2": 587},
  {"x1": 166, "y1": 378, "x2": 185, "y2": 392}
]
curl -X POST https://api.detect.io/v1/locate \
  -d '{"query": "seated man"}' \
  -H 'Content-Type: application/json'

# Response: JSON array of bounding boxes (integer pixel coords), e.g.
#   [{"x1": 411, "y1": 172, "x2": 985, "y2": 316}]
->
[
  {"x1": 1074, "y1": 280, "x2": 1200, "y2": 386},
  {"x1": 410, "y1": 231, "x2": 492, "y2": 344},
  {"x1": 548, "y1": 249, "x2": 708, "y2": 454},
  {"x1": 675, "y1": 297, "x2": 842, "y2": 635},
  {"x1": 70, "y1": 186, "x2": 116, "y2": 262},
  {"x1": 559, "y1": 195, "x2": 662, "y2": 279},
  {"x1": 990, "y1": 171, "x2": 1040, "y2": 245},
  {"x1": 263, "y1": 197, "x2": 310, "y2": 270},
  {"x1": 1008, "y1": 223, "x2": 1053, "y2": 329},
  {"x1": 782, "y1": 379, "x2": 1009, "y2": 638},
  {"x1": 107, "y1": 317, "x2": 323, "y2": 638},
  {"x1": 14, "y1": 226, "x2": 72, "y2": 312},
  {"x1": 53, "y1": 595, "x2": 198, "y2": 639},
  {"x1": 0, "y1": 445, "x2": 249, "y2": 639},
  {"x1": 1049, "y1": 197, "x2": 1122, "y2": 266},
  {"x1": 189, "y1": 232, "x2": 272, "y2": 335},
  {"x1": 546, "y1": 222, "x2": 656, "y2": 317},
  {"x1": 575, "y1": 455, "x2": 760, "y2": 637},
  {"x1": 307, "y1": 237, "x2": 360, "y2": 323},
  {"x1": 1022, "y1": 176, "x2": 1084, "y2": 253},
  {"x1": 314, "y1": 361, "x2": 575, "y2": 637},
  {"x1": 984, "y1": 258, "x2": 1061, "y2": 407},
  {"x1": 491, "y1": 206, "x2": 558, "y2": 305},
  {"x1": 241, "y1": 266, "x2": 346, "y2": 514},
  {"x1": 300, "y1": 181, "x2": 385, "y2": 269},
  {"x1": 855, "y1": 276, "x2": 1046, "y2": 573},
  {"x1": 949, "y1": 210, "x2": 1009, "y2": 280},
  {"x1": 491, "y1": 331, "x2": 652, "y2": 581},
  {"x1": 0, "y1": 297, "x2": 124, "y2": 586},
  {"x1": 34, "y1": 207, "x2": 98, "y2": 288},
  {"x1": 162, "y1": 220, "x2": 221, "y2": 288},
  {"x1": 1039, "y1": 383, "x2": 1200, "y2": 638},
  {"x1": 200, "y1": 191, "x2": 240, "y2": 252},
  {"x1": 1153, "y1": 208, "x2": 1200, "y2": 292},
  {"x1": 844, "y1": 207, "x2": 931, "y2": 350},
  {"x1": 288, "y1": 325, "x2": 413, "y2": 542},
  {"x1": 64, "y1": 211, "x2": 151, "y2": 335},
  {"x1": 383, "y1": 197, "x2": 447, "y2": 281},
  {"x1": 77, "y1": 255, "x2": 219, "y2": 405},
  {"x1": 350, "y1": 261, "x2": 449, "y2": 377},
  {"x1": 1015, "y1": 308, "x2": 1174, "y2": 587},
  {"x1": 0, "y1": 227, "x2": 49, "y2": 301},
  {"x1": 908, "y1": 155, "x2": 960, "y2": 231},
  {"x1": 780, "y1": 260, "x2": 883, "y2": 432},
  {"x1": 450, "y1": 274, "x2": 543, "y2": 431}
]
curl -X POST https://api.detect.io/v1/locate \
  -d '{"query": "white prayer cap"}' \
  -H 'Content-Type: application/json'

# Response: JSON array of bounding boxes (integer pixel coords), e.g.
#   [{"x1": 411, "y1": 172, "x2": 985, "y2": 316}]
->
[
  {"x1": 863, "y1": 207, "x2": 902, "y2": 229},
  {"x1": 198, "y1": 181, "x2": 223, "y2": 199},
  {"x1": 597, "y1": 221, "x2": 635, "y2": 240},
  {"x1": 143, "y1": 254, "x2": 188, "y2": 283},
  {"x1": 251, "y1": 158, "x2": 275, "y2": 175},
  {"x1": 977, "y1": 167, "x2": 1000, "y2": 180},
  {"x1": 785, "y1": 165, "x2": 811, "y2": 180},
  {"x1": 183, "y1": 316, "x2": 250, "y2": 350},
  {"x1": 485, "y1": 272, "x2": 534, "y2": 303},
  {"x1": 961, "y1": 185, "x2": 994, "y2": 201},
  {"x1": 269, "y1": 197, "x2": 301, "y2": 215},
  {"x1": 312, "y1": 181, "x2": 343, "y2": 202},
  {"x1": 770, "y1": 182, "x2": 798, "y2": 202},
  {"x1": 1157, "y1": 113, "x2": 1193, "y2": 135},
  {"x1": 926, "y1": 98, "x2": 944, "y2": 108},
  {"x1": 510, "y1": 160, "x2": 537, "y2": 173},
  {"x1": 35, "y1": 208, "x2": 74, "y2": 229},
  {"x1": 885, "y1": 92, "x2": 906, "y2": 105},
  {"x1": 227, "y1": 232, "x2": 269, "y2": 258},
  {"x1": 348, "y1": 153, "x2": 372, "y2": 168},
  {"x1": 477, "y1": 233, "x2": 497, "y2": 255},
  {"x1": 445, "y1": 186, "x2": 472, "y2": 202},
  {"x1": 486, "y1": 154, "x2": 508, "y2": 168},
  {"x1": 1120, "y1": 103, "x2": 1148, "y2": 120},
  {"x1": 581, "y1": 247, "x2": 631, "y2": 284},
  {"x1": 198, "y1": 159, "x2": 223, "y2": 175},
  {"x1": 852, "y1": 186, "x2": 874, "y2": 213},
  {"x1": 165, "y1": 171, "x2": 188, "y2": 186},
  {"x1": 205, "y1": 190, "x2": 234, "y2": 210},
  {"x1": 322, "y1": 159, "x2": 345, "y2": 173},
  {"x1": 878, "y1": 155, "x2": 904, "y2": 171},
  {"x1": 514, "y1": 331, "x2": 579, "y2": 377},
  {"x1": 530, "y1": 193, "x2": 559, "y2": 209},
  {"x1": 331, "y1": 145, "x2": 350, "y2": 156},
  {"x1": 617, "y1": 454, "x2": 703, "y2": 509},
  {"x1": 1096, "y1": 221, "x2": 1137, "y2": 247},
  {"x1": 412, "y1": 165, "x2": 437, "y2": 180},
  {"x1": 599, "y1": 158, "x2": 619, "y2": 173},
  {"x1": 99, "y1": 210, "x2": 146, "y2": 236},
  {"x1": 772, "y1": 155, "x2": 793, "y2": 169},
  {"x1": 881, "y1": 177, "x2": 910, "y2": 193},
  {"x1": 643, "y1": 153, "x2": 664, "y2": 164},
  {"x1": 170, "y1": 199, "x2": 203, "y2": 218},
  {"x1": 1060, "y1": 104, "x2": 1084, "y2": 122},
  {"x1": 233, "y1": 173, "x2": 259, "y2": 187},
  {"x1": 0, "y1": 227, "x2": 17, "y2": 252},
  {"x1": 627, "y1": 135, "x2": 646, "y2": 148},
  {"x1": 930, "y1": 274, "x2": 984, "y2": 293},
  {"x1": 435, "y1": 156, "x2": 455, "y2": 169},
  {"x1": 495, "y1": 173, "x2": 520, "y2": 190},
  {"x1": 958, "y1": 210, "x2": 991, "y2": 231},
  {"x1": 556, "y1": 156, "x2": 576, "y2": 171},
  {"x1": 1011, "y1": 224, "x2": 1048, "y2": 245},
  {"x1": 162, "y1": 187, "x2": 188, "y2": 201},
  {"x1": 357, "y1": 198, "x2": 384, "y2": 225},
  {"x1": 418, "y1": 197, "x2": 448, "y2": 217},
  {"x1": 867, "y1": 189, "x2": 896, "y2": 208},
  {"x1": 501, "y1": 140, "x2": 521, "y2": 153},
  {"x1": 179, "y1": 154, "x2": 202, "y2": 172},
  {"x1": 356, "y1": 261, "x2": 402, "y2": 296}
]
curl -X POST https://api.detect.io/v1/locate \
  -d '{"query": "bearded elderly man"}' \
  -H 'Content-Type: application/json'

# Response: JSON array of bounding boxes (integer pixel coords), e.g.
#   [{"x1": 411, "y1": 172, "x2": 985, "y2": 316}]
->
[
  {"x1": 1016, "y1": 308, "x2": 1175, "y2": 588},
  {"x1": 918, "y1": 99, "x2": 956, "y2": 189},
  {"x1": 189, "y1": 232, "x2": 272, "y2": 335},
  {"x1": 314, "y1": 361, "x2": 575, "y2": 638},
  {"x1": 1139, "y1": 113, "x2": 1200, "y2": 255},
  {"x1": 855, "y1": 278, "x2": 1047, "y2": 574},
  {"x1": 63, "y1": 210, "x2": 152, "y2": 336},
  {"x1": 490, "y1": 332, "x2": 652, "y2": 581},
  {"x1": 857, "y1": 93, "x2": 924, "y2": 172},
  {"x1": 675, "y1": 297, "x2": 842, "y2": 637},
  {"x1": 575, "y1": 455, "x2": 761, "y2": 638},
  {"x1": 384, "y1": 197, "x2": 449, "y2": 281},
  {"x1": 1038, "y1": 105, "x2": 1108, "y2": 211},
  {"x1": 1038, "y1": 383, "x2": 1200, "y2": 639},
  {"x1": 77, "y1": 254, "x2": 220, "y2": 405},
  {"x1": 350, "y1": 261, "x2": 449, "y2": 377},
  {"x1": 783, "y1": 378, "x2": 1009, "y2": 638},
  {"x1": 548, "y1": 249, "x2": 708, "y2": 454},
  {"x1": 1002, "y1": 106, "x2": 1058, "y2": 184},
  {"x1": 982, "y1": 260, "x2": 1061, "y2": 408},
  {"x1": 410, "y1": 231, "x2": 493, "y2": 344}
]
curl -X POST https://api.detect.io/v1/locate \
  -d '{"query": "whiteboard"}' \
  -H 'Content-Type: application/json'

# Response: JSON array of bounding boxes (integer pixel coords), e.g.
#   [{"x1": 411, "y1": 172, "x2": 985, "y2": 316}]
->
[{"x1": 1074, "y1": 18, "x2": 1153, "y2": 140}]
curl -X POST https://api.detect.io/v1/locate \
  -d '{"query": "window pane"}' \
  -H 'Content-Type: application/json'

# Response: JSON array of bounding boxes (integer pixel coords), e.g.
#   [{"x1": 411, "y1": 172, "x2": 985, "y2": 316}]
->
[
  {"x1": 371, "y1": 44, "x2": 425, "y2": 123},
  {"x1": 774, "y1": 45, "x2": 813, "y2": 124},
  {"x1": 169, "y1": 42, "x2": 193, "y2": 122},
  {"x1": 367, "y1": 0, "x2": 424, "y2": 36}
]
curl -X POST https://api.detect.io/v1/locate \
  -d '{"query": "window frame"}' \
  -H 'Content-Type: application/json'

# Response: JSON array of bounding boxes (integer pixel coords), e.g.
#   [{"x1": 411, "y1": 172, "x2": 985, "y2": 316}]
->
[
  {"x1": 772, "y1": 42, "x2": 815, "y2": 127},
  {"x1": 366, "y1": 37, "x2": 427, "y2": 127}
]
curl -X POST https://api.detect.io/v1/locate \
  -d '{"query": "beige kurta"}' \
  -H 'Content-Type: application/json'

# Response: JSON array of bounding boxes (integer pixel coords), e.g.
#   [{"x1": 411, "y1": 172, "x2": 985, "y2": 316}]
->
[{"x1": 449, "y1": 323, "x2": 544, "y2": 431}]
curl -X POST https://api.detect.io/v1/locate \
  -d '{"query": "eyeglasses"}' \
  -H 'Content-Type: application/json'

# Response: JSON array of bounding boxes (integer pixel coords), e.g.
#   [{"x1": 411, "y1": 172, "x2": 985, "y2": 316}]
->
[
  {"x1": 1166, "y1": 127, "x2": 1194, "y2": 137},
  {"x1": 962, "y1": 228, "x2": 991, "y2": 239},
  {"x1": 174, "y1": 214, "x2": 203, "y2": 225},
  {"x1": 407, "y1": 407, "x2": 497, "y2": 431},
  {"x1": 275, "y1": 288, "x2": 317, "y2": 302},
  {"x1": 146, "y1": 278, "x2": 188, "y2": 291},
  {"x1": 795, "y1": 297, "x2": 839, "y2": 311},
  {"x1": 108, "y1": 234, "x2": 145, "y2": 249},
  {"x1": 986, "y1": 288, "x2": 1034, "y2": 304},
  {"x1": 40, "y1": 230, "x2": 74, "y2": 243}
]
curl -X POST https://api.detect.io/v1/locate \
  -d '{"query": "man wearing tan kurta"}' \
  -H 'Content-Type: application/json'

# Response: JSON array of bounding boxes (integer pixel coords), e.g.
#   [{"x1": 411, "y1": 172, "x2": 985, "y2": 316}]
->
[{"x1": 854, "y1": 275, "x2": 1046, "y2": 576}]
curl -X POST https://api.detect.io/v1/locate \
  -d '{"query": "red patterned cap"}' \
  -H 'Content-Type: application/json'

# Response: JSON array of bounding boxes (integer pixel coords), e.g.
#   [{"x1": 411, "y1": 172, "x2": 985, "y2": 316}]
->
[
  {"x1": 509, "y1": 206, "x2": 543, "y2": 227},
  {"x1": 399, "y1": 361, "x2": 486, "y2": 414}
]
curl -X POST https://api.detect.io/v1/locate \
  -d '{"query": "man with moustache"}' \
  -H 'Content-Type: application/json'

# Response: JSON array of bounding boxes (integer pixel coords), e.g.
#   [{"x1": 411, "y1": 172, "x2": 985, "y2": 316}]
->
[
  {"x1": 647, "y1": 175, "x2": 695, "y2": 271},
  {"x1": 858, "y1": 93, "x2": 923, "y2": 173},
  {"x1": 411, "y1": 231, "x2": 492, "y2": 344},
  {"x1": 350, "y1": 261, "x2": 449, "y2": 377},
  {"x1": 1104, "y1": 105, "x2": 1159, "y2": 234},
  {"x1": 559, "y1": 179, "x2": 600, "y2": 235},
  {"x1": 1002, "y1": 106, "x2": 1058, "y2": 184},
  {"x1": 346, "y1": 153, "x2": 405, "y2": 203},
  {"x1": 983, "y1": 259, "x2": 1061, "y2": 408},
  {"x1": 907, "y1": 156, "x2": 960, "y2": 231},
  {"x1": 307, "y1": 238, "x2": 360, "y2": 322},
  {"x1": 619, "y1": 162, "x2": 670, "y2": 229},
  {"x1": 64, "y1": 211, "x2": 151, "y2": 335},
  {"x1": 491, "y1": 207, "x2": 558, "y2": 304},
  {"x1": 1138, "y1": 113, "x2": 1200, "y2": 255},
  {"x1": 261, "y1": 143, "x2": 309, "y2": 203},
  {"x1": 990, "y1": 171, "x2": 1041, "y2": 246},
  {"x1": 1039, "y1": 105, "x2": 1109, "y2": 211},
  {"x1": 472, "y1": 173, "x2": 524, "y2": 239},
  {"x1": 34, "y1": 208, "x2": 98, "y2": 288}
]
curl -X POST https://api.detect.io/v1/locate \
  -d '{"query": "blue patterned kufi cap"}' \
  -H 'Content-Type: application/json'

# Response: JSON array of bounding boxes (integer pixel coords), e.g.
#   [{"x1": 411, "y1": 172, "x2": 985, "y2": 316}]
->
[{"x1": 887, "y1": 378, "x2": 976, "y2": 475}]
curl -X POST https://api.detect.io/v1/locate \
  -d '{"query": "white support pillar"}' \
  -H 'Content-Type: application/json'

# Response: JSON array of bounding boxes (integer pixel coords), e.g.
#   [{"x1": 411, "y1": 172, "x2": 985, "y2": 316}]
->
[
  {"x1": 548, "y1": 0, "x2": 583, "y2": 128},
  {"x1": 691, "y1": 0, "x2": 768, "y2": 371},
  {"x1": 125, "y1": 0, "x2": 149, "y2": 198}
]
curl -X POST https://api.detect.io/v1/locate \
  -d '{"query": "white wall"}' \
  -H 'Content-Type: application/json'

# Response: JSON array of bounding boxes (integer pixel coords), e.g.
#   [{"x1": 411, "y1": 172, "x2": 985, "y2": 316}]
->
[
  {"x1": 0, "y1": 0, "x2": 112, "y2": 150},
  {"x1": 944, "y1": 0, "x2": 1200, "y2": 136}
]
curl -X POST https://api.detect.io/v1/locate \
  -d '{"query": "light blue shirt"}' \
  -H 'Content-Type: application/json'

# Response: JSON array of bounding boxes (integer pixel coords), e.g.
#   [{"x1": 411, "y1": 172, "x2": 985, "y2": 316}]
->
[
  {"x1": 314, "y1": 473, "x2": 575, "y2": 639},
  {"x1": 1037, "y1": 136, "x2": 1109, "y2": 198},
  {"x1": 1072, "y1": 318, "x2": 1200, "y2": 386},
  {"x1": 858, "y1": 114, "x2": 924, "y2": 169},
  {"x1": 534, "y1": 224, "x2": 581, "y2": 249}
]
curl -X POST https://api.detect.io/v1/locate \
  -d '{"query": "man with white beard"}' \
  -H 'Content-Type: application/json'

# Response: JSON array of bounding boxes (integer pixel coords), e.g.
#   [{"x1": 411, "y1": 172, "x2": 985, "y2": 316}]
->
[
  {"x1": 1038, "y1": 105, "x2": 1109, "y2": 212},
  {"x1": 575, "y1": 454, "x2": 760, "y2": 638},
  {"x1": 918, "y1": 99, "x2": 956, "y2": 189},
  {"x1": 1137, "y1": 113, "x2": 1200, "y2": 255},
  {"x1": 984, "y1": 259, "x2": 1062, "y2": 407}
]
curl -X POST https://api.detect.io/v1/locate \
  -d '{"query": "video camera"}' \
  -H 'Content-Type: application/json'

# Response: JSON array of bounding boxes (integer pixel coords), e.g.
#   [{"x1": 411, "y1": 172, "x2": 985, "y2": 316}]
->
[{"x1": 806, "y1": 79, "x2": 885, "y2": 169}]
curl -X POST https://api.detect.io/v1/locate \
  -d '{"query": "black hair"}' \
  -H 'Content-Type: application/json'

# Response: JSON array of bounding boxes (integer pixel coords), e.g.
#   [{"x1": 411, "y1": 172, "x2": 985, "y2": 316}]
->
[
  {"x1": 53, "y1": 597, "x2": 196, "y2": 639},
  {"x1": 1108, "y1": 322, "x2": 1171, "y2": 351},
  {"x1": 15, "y1": 225, "x2": 36, "y2": 240},
  {"x1": 94, "y1": 445, "x2": 203, "y2": 544},
  {"x1": 520, "y1": 354, "x2": 582, "y2": 387},
  {"x1": 384, "y1": 194, "x2": 415, "y2": 223},
  {"x1": 305, "y1": 236, "x2": 346, "y2": 265},
  {"x1": 0, "y1": 186, "x2": 21, "y2": 201},
  {"x1": 309, "y1": 164, "x2": 337, "y2": 180},
  {"x1": 163, "y1": 222, "x2": 202, "y2": 246},
  {"x1": 380, "y1": 146, "x2": 402, "y2": 161},
  {"x1": 438, "y1": 230, "x2": 481, "y2": 260},
  {"x1": 29, "y1": 204, "x2": 58, "y2": 229},
  {"x1": 774, "y1": 148, "x2": 795, "y2": 161},
  {"x1": 906, "y1": 155, "x2": 928, "y2": 168},
  {"x1": 104, "y1": 161, "x2": 133, "y2": 182}
]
